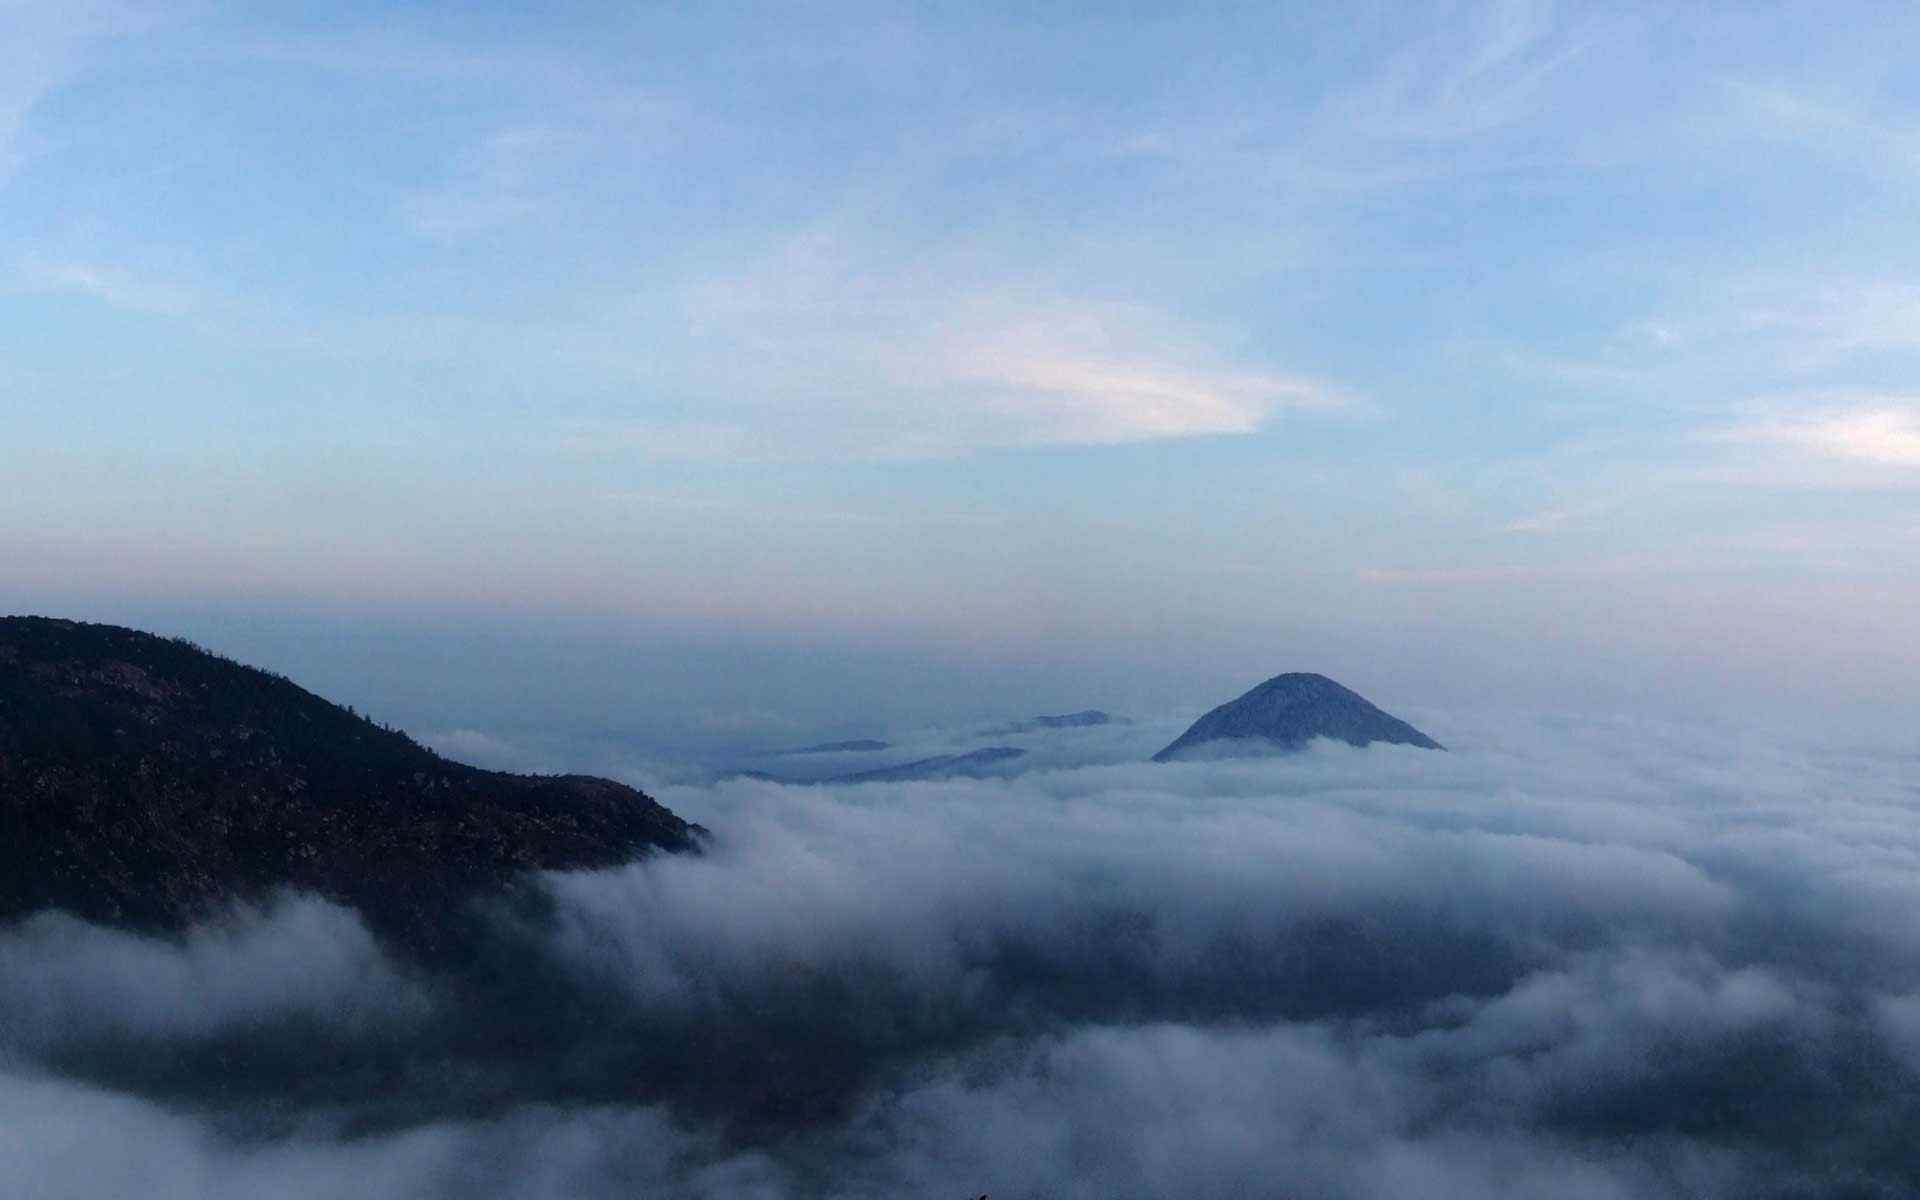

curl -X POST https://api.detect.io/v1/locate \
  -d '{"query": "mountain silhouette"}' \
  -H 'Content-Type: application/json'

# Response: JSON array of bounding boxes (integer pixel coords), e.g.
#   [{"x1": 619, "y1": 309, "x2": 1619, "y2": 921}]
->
[
  {"x1": 1028, "y1": 710, "x2": 1113, "y2": 729},
  {"x1": 1153, "y1": 673, "x2": 1443, "y2": 762},
  {"x1": 982, "y1": 710, "x2": 1120, "y2": 736},
  {"x1": 0, "y1": 617, "x2": 698, "y2": 948},
  {"x1": 774, "y1": 738, "x2": 891, "y2": 755},
  {"x1": 829, "y1": 745, "x2": 1026, "y2": 783},
  {"x1": 738, "y1": 745, "x2": 1027, "y2": 785}
]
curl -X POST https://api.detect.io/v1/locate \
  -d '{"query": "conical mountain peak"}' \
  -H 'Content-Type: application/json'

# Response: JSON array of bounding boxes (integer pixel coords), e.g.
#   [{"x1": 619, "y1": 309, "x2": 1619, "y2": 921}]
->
[{"x1": 1153, "y1": 672, "x2": 1442, "y2": 762}]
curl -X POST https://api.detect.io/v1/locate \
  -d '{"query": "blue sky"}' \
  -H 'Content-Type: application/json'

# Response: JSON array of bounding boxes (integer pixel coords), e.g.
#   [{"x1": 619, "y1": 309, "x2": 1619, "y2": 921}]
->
[{"x1": 5, "y1": 1, "x2": 1919, "y2": 735}]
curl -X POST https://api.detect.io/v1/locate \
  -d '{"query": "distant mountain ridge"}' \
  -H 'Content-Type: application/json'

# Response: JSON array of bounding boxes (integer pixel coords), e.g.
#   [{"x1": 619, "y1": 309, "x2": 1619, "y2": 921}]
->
[
  {"x1": 830, "y1": 745, "x2": 1026, "y2": 783},
  {"x1": 983, "y1": 710, "x2": 1120, "y2": 736},
  {"x1": 740, "y1": 745, "x2": 1027, "y2": 785},
  {"x1": 0, "y1": 617, "x2": 698, "y2": 945},
  {"x1": 773, "y1": 738, "x2": 891, "y2": 755},
  {"x1": 1154, "y1": 673, "x2": 1442, "y2": 762}
]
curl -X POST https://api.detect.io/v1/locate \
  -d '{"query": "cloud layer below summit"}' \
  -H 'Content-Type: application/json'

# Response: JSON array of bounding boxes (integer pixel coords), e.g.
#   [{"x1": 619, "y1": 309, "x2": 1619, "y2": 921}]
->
[{"x1": 6, "y1": 709, "x2": 1920, "y2": 1197}]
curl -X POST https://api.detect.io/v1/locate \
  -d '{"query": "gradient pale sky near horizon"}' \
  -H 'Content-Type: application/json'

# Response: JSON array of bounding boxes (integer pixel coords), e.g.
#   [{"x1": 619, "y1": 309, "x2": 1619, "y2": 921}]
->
[{"x1": 5, "y1": 1, "x2": 1920, "y2": 728}]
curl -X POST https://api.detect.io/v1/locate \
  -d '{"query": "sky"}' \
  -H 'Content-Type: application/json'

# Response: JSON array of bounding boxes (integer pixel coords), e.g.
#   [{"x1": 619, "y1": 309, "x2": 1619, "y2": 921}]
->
[{"x1": 4, "y1": 1, "x2": 1920, "y2": 742}]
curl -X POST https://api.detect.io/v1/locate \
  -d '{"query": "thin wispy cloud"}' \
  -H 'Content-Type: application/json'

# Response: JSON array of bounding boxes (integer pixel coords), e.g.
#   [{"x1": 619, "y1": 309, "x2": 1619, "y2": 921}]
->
[
  {"x1": 922, "y1": 309, "x2": 1350, "y2": 448},
  {"x1": 558, "y1": 422, "x2": 760, "y2": 462},
  {"x1": 960, "y1": 354, "x2": 1326, "y2": 441},
  {"x1": 20, "y1": 259, "x2": 197, "y2": 315},
  {"x1": 401, "y1": 90, "x2": 696, "y2": 244},
  {"x1": 1740, "y1": 284, "x2": 1920, "y2": 361},
  {"x1": 1326, "y1": 0, "x2": 1589, "y2": 144},
  {"x1": 0, "y1": 1, "x2": 154, "y2": 183},
  {"x1": 1502, "y1": 497, "x2": 1620, "y2": 535},
  {"x1": 1719, "y1": 402, "x2": 1920, "y2": 471},
  {"x1": 662, "y1": 229, "x2": 1356, "y2": 455},
  {"x1": 1714, "y1": 78, "x2": 1920, "y2": 179},
  {"x1": 1355, "y1": 563, "x2": 1619, "y2": 586},
  {"x1": 400, "y1": 124, "x2": 592, "y2": 242},
  {"x1": 598, "y1": 488, "x2": 1006, "y2": 530}
]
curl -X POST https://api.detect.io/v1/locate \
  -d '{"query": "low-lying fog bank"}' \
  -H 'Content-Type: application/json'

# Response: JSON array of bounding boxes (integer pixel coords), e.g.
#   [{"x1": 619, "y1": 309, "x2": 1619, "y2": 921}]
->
[{"x1": 7, "y1": 709, "x2": 1920, "y2": 1198}]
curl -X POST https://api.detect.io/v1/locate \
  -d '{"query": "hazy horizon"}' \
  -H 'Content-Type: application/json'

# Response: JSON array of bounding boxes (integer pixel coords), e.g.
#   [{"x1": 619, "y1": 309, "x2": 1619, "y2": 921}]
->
[{"x1": 8, "y1": 599, "x2": 1915, "y2": 763}]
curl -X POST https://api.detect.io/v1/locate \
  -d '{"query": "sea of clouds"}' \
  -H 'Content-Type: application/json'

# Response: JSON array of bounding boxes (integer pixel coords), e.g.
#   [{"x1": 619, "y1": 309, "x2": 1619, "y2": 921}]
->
[{"x1": 5, "y1": 708, "x2": 1920, "y2": 1198}]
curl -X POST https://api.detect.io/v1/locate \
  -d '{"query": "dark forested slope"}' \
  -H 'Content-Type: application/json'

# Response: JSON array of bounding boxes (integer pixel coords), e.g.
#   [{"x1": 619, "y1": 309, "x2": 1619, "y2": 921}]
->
[{"x1": 0, "y1": 617, "x2": 697, "y2": 941}]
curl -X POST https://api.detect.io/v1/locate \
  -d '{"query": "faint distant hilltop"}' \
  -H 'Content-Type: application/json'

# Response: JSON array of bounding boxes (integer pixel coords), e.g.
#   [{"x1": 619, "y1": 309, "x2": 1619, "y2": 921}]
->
[
  {"x1": 745, "y1": 710, "x2": 1123, "y2": 782},
  {"x1": 776, "y1": 711, "x2": 1122, "y2": 755},
  {"x1": 742, "y1": 746, "x2": 1027, "y2": 786},
  {"x1": 772, "y1": 738, "x2": 892, "y2": 755},
  {"x1": 983, "y1": 709, "x2": 1123, "y2": 736},
  {"x1": 1154, "y1": 673, "x2": 1442, "y2": 762}
]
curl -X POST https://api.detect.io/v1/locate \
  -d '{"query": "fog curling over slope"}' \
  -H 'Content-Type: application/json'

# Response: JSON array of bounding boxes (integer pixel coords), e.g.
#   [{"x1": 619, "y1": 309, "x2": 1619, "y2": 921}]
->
[{"x1": 6, "y1": 709, "x2": 1920, "y2": 1197}]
